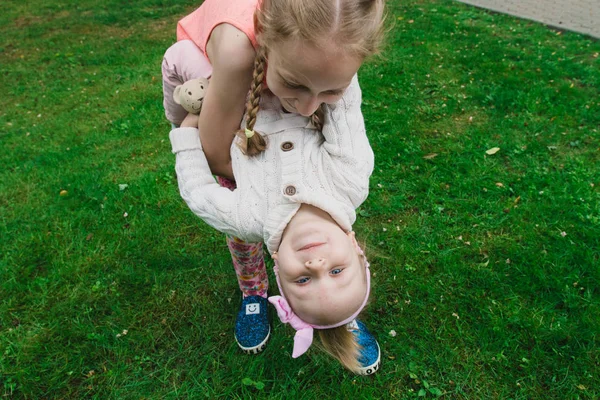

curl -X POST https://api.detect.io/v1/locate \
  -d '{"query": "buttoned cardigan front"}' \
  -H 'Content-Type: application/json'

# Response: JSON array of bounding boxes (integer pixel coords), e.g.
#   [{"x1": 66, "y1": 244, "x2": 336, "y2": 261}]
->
[{"x1": 170, "y1": 75, "x2": 374, "y2": 254}]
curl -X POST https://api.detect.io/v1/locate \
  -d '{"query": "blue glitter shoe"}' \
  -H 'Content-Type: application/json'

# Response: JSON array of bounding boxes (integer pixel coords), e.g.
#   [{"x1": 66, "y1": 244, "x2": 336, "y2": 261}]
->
[
  {"x1": 235, "y1": 295, "x2": 270, "y2": 354},
  {"x1": 349, "y1": 320, "x2": 381, "y2": 375}
]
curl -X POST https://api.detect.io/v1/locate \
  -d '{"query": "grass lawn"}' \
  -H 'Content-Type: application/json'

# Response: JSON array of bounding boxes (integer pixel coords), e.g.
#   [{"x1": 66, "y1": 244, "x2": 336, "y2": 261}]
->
[{"x1": 1, "y1": 0, "x2": 599, "y2": 398}]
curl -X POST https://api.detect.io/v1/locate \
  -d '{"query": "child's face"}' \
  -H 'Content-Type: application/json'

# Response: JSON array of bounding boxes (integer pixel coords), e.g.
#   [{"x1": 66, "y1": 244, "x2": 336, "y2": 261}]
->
[
  {"x1": 265, "y1": 39, "x2": 362, "y2": 117},
  {"x1": 273, "y1": 217, "x2": 367, "y2": 325}
]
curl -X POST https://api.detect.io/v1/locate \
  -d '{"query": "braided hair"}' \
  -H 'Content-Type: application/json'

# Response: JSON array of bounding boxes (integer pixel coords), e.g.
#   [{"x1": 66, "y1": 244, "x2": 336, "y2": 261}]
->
[{"x1": 237, "y1": 50, "x2": 268, "y2": 156}]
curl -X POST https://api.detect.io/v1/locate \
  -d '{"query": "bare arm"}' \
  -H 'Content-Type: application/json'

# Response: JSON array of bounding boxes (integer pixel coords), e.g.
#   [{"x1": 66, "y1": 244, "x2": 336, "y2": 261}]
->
[{"x1": 198, "y1": 24, "x2": 255, "y2": 180}]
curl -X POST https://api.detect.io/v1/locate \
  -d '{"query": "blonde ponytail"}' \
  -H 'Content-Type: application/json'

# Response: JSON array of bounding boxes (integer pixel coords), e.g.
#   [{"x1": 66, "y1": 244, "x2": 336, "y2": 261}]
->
[
  {"x1": 238, "y1": 51, "x2": 268, "y2": 156},
  {"x1": 317, "y1": 325, "x2": 362, "y2": 373}
]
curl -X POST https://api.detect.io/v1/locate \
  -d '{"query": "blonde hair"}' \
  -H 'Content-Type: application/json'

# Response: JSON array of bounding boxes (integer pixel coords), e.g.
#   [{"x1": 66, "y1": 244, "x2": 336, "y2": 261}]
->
[
  {"x1": 318, "y1": 325, "x2": 363, "y2": 373},
  {"x1": 237, "y1": 0, "x2": 386, "y2": 156},
  {"x1": 238, "y1": 50, "x2": 268, "y2": 157}
]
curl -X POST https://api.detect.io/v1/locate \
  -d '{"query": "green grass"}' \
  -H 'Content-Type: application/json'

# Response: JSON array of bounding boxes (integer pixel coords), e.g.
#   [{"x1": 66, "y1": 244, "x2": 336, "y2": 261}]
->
[{"x1": 1, "y1": 0, "x2": 599, "y2": 398}]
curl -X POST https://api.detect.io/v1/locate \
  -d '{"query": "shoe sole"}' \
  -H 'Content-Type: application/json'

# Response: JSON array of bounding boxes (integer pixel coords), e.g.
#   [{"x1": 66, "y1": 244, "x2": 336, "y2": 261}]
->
[
  {"x1": 357, "y1": 341, "x2": 381, "y2": 376},
  {"x1": 236, "y1": 327, "x2": 271, "y2": 354}
]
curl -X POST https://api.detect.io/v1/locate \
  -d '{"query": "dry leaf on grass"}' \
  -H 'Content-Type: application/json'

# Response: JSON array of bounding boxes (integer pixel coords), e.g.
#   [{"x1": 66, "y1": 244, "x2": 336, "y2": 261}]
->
[{"x1": 486, "y1": 147, "x2": 500, "y2": 155}]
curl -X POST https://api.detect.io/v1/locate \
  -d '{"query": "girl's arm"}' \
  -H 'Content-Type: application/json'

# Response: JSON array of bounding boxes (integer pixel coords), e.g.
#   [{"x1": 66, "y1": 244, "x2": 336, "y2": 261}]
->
[
  {"x1": 319, "y1": 75, "x2": 375, "y2": 209},
  {"x1": 170, "y1": 125, "x2": 241, "y2": 238},
  {"x1": 198, "y1": 24, "x2": 255, "y2": 180}
]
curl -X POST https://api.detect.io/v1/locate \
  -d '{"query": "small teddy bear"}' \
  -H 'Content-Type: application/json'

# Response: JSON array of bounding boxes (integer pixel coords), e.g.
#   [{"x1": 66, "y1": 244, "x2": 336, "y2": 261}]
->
[{"x1": 173, "y1": 77, "x2": 210, "y2": 115}]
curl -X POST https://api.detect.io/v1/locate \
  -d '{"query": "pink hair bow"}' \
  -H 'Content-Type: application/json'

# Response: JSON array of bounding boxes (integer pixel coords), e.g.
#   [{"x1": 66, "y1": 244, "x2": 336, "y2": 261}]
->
[{"x1": 268, "y1": 295, "x2": 314, "y2": 358}]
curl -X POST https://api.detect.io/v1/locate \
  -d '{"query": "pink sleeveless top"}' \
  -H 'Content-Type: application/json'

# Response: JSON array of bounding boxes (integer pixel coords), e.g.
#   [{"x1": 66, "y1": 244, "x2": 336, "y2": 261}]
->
[{"x1": 177, "y1": 0, "x2": 260, "y2": 59}]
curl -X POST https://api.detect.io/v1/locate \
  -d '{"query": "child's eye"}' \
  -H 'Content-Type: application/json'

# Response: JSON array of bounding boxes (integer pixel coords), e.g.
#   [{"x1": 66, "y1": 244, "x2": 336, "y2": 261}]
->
[
  {"x1": 330, "y1": 268, "x2": 343, "y2": 275},
  {"x1": 295, "y1": 277, "x2": 310, "y2": 284}
]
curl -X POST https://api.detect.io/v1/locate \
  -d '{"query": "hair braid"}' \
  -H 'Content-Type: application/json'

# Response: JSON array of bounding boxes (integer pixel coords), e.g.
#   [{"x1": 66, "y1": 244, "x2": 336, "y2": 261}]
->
[
  {"x1": 310, "y1": 105, "x2": 325, "y2": 131},
  {"x1": 238, "y1": 51, "x2": 268, "y2": 156}
]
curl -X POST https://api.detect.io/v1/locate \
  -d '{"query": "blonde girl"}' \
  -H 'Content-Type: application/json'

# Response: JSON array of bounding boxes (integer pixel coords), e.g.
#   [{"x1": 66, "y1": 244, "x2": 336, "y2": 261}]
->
[{"x1": 162, "y1": 0, "x2": 385, "y2": 374}]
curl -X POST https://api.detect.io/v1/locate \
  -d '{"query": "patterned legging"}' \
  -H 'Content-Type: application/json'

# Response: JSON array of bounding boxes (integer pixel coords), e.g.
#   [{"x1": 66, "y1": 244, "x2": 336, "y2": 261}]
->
[{"x1": 217, "y1": 177, "x2": 268, "y2": 298}]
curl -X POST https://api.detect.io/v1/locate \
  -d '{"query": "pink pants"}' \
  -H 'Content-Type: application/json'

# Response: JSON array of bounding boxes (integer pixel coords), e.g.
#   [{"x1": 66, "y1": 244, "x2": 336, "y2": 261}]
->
[{"x1": 163, "y1": 41, "x2": 268, "y2": 297}]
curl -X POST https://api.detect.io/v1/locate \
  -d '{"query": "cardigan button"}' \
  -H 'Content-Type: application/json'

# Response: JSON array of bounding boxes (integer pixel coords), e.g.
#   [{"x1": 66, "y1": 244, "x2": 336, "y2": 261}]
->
[
  {"x1": 284, "y1": 185, "x2": 297, "y2": 196},
  {"x1": 281, "y1": 141, "x2": 294, "y2": 152}
]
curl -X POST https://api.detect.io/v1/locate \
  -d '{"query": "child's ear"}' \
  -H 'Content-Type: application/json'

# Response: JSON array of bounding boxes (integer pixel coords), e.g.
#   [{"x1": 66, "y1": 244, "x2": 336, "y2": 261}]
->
[{"x1": 173, "y1": 85, "x2": 183, "y2": 105}]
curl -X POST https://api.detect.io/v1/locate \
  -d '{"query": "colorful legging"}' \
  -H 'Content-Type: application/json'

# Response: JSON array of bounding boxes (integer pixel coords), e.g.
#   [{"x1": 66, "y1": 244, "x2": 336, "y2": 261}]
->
[{"x1": 217, "y1": 177, "x2": 268, "y2": 298}]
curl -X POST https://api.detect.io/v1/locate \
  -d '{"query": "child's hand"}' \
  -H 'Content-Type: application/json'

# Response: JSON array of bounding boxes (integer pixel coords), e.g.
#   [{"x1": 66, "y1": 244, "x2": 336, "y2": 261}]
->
[{"x1": 181, "y1": 112, "x2": 199, "y2": 128}]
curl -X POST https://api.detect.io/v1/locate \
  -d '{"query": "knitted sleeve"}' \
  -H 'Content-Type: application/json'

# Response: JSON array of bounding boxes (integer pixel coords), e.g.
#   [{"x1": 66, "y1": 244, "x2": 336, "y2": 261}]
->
[
  {"x1": 319, "y1": 75, "x2": 375, "y2": 209},
  {"x1": 169, "y1": 127, "x2": 242, "y2": 237}
]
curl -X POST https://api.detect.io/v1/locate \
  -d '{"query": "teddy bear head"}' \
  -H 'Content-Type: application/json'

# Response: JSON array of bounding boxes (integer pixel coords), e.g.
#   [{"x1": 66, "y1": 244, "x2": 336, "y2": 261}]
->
[{"x1": 173, "y1": 77, "x2": 210, "y2": 114}]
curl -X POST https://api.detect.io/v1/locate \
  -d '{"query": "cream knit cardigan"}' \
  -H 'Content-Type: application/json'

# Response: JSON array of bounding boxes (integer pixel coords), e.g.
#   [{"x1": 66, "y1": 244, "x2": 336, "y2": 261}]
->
[{"x1": 170, "y1": 75, "x2": 374, "y2": 254}]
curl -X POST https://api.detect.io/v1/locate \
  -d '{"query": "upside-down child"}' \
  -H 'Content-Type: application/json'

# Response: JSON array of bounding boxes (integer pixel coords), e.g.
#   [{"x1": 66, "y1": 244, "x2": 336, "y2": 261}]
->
[
  {"x1": 162, "y1": 0, "x2": 385, "y2": 375},
  {"x1": 171, "y1": 76, "x2": 378, "y2": 374}
]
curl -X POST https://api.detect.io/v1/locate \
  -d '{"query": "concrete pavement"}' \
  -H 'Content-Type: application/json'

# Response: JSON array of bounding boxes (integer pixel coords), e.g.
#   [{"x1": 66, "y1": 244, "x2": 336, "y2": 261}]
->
[{"x1": 455, "y1": 0, "x2": 599, "y2": 39}]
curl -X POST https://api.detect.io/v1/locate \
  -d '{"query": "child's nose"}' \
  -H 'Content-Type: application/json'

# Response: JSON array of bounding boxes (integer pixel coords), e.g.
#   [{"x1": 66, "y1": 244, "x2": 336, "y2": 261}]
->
[{"x1": 305, "y1": 257, "x2": 326, "y2": 268}]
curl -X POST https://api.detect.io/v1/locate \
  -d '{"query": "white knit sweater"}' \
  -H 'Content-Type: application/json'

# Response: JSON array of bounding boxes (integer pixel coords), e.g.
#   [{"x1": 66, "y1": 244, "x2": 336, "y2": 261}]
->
[{"x1": 170, "y1": 75, "x2": 374, "y2": 254}]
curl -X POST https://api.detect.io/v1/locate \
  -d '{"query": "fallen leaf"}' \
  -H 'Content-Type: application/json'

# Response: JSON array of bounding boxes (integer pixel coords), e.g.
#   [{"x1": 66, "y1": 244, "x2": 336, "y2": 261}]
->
[
  {"x1": 59, "y1": 190, "x2": 68, "y2": 196},
  {"x1": 495, "y1": 182, "x2": 504, "y2": 187},
  {"x1": 486, "y1": 147, "x2": 500, "y2": 155},
  {"x1": 423, "y1": 153, "x2": 438, "y2": 159}
]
